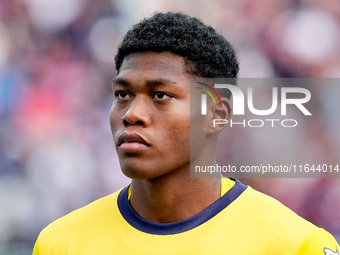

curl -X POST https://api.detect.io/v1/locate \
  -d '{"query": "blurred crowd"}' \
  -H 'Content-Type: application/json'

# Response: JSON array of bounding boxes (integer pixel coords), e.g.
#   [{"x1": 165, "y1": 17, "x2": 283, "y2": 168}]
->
[{"x1": 0, "y1": 0, "x2": 339, "y2": 253}]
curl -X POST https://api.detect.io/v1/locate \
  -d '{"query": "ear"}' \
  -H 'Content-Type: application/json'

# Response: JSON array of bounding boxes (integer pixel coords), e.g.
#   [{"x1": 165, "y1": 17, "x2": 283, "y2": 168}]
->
[{"x1": 206, "y1": 97, "x2": 232, "y2": 135}]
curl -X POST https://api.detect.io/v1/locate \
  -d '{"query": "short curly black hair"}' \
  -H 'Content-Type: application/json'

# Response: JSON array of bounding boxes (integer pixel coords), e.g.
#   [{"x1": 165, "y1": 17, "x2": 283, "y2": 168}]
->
[{"x1": 115, "y1": 12, "x2": 239, "y2": 98}]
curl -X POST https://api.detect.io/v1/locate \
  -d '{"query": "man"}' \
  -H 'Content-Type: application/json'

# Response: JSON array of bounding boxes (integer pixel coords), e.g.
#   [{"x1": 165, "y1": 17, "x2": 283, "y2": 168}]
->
[{"x1": 33, "y1": 12, "x2": 339, "y2": 254}]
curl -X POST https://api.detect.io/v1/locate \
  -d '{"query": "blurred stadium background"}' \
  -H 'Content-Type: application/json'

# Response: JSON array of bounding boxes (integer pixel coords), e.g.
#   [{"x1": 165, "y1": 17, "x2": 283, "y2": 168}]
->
[{"x1": 0, "y1": 0, "x2": 339, "y2": 253}]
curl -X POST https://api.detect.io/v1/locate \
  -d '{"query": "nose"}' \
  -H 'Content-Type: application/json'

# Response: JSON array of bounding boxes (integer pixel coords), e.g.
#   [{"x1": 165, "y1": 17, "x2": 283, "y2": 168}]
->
[{"x1": 122, "y1": 96, "x2": 151, "y2": 127}]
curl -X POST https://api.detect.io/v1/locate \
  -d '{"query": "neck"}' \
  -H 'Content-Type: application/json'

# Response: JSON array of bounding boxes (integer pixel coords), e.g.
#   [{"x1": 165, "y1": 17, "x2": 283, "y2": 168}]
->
[{"x1": 129, "y1": 162, "x2": 220, "y2": 223}]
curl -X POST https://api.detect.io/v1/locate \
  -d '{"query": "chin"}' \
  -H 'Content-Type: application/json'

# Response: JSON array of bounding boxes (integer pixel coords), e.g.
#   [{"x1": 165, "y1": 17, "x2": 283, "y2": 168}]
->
[
  {"x1": 120, "y1": 163, "x2": 165, "y2": 180},
  {"x1": 118, "y1": 156, "x2": 189, "y2": 180}
]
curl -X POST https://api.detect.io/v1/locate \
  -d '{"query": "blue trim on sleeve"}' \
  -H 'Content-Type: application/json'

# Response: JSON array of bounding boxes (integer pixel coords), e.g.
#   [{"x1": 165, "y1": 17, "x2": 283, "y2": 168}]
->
[{"x1": 117, "y1": 179, "x2": 247, "y2": 235}]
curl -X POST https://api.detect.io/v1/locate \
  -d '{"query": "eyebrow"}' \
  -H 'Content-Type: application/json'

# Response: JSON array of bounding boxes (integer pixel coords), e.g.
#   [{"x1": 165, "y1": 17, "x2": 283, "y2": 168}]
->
[{"x1": 112, "y1": 77, "x2": 178, "y2": 87}]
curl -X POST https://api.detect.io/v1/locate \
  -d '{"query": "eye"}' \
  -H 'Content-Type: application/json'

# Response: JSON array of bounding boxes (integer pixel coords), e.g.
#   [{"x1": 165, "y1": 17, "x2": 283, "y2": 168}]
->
[
  {"x1": 153, "y1": 92, "x2": 172, "y2": 100},
  {"x1": 115, "y1": 91, "x2": 131, "y2": 100}
]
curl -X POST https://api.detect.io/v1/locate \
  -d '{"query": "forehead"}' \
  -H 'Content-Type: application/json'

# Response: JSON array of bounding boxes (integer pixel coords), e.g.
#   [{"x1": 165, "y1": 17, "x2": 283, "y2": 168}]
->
[{"x1": 117, "y1": 52, "x2": 188, "y2": 78}]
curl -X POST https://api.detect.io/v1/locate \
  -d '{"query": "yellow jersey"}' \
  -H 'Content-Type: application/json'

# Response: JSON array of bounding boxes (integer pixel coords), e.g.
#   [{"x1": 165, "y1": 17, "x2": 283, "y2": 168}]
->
[{"x1": 33, "y1": 178, "x2": 339, "y2": 254}]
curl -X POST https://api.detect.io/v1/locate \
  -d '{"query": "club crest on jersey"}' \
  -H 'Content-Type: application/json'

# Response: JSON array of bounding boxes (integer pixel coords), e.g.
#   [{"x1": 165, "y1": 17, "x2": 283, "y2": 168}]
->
[{"x1": 324, "y1": 247, "x2": 339, "y2": 255}]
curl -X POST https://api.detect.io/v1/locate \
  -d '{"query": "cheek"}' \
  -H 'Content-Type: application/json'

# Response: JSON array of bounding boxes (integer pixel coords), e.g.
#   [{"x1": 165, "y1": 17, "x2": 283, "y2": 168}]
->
[
  {"x1": 163, "y1": 113, "x2": 191, "y2": 150},
  {"x1": 109, "y1": 108, "x2": 115, "y2": 128},
  {"x1": 109, "y1": 106, "x2": 122, "y2": 133}
]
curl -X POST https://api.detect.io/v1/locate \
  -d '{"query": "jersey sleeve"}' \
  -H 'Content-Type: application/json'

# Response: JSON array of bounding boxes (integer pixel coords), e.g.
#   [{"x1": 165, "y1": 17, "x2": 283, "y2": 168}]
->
[
  {"x1": 296, "y1": 228, "x2": 339, "y2": 255},
  {"x1": 32, "y1": 235, "x2": 42, "y2": 255}
]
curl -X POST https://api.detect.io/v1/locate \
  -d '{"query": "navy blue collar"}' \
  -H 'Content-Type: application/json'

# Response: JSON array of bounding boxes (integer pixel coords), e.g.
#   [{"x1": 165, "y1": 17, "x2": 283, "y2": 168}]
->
[{"x1": 117, "y1": 179, "x2": 247, "y2": 235}]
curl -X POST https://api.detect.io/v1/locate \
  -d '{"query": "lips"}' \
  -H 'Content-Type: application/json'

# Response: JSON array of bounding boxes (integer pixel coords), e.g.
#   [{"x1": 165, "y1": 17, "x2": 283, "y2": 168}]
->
[{"x1": 117, "y1": 133, "x2": 150, "y2": 153}]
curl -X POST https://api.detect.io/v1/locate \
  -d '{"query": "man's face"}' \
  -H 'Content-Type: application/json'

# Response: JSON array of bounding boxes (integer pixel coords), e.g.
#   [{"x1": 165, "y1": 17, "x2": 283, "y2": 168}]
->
[{"x1": 110, "y1": 52, "x2": 194, "y2": 179}]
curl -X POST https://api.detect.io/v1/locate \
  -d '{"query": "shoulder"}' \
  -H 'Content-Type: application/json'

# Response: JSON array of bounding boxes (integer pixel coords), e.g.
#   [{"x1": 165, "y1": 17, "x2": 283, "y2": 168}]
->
[
  {"x1": 296, "y1": 227, "x2": 339, "y2": 255},
  {"x1": 235, "y1": 187, "x2": 316, "y2": 231},
  {"x1": 236, "y1": 185, "x2": 315, "y2": 229},
  {"x1": 37, "y1": 188, "x2": 123, "y2": 244},
  {"x1": 229, "y1": 184, "x2": 340, "y2": 254}
]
